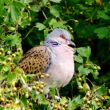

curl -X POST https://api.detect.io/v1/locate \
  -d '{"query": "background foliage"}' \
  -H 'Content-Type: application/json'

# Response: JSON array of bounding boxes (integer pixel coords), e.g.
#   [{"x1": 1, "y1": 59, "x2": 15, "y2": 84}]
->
[{"x1": 0, "y1": 0, "x2": 110, "y2": 109}]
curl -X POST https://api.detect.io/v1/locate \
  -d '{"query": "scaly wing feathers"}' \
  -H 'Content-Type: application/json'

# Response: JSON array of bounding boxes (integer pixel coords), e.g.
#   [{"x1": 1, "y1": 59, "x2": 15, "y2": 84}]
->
[{"x1": 18, "y1": 46, "x2": 51, "y2": 73}]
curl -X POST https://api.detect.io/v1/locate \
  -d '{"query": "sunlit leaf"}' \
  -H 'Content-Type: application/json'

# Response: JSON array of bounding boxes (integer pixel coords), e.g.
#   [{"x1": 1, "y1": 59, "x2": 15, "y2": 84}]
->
[
  {"x1": 50, "y1": 5, "x2": 60, "y2": 17},
  {"x1": 35, "y1": 23, "x2": 46, "y2": 31},
  {"x1": 75, "y1": 55, "x2": 83, "y2": 63},
  {"x1": 95, "y1": 85, "x2": 107, "y2": 97},
  {"x1": 50, "y1": 0, "x2": 61, "y2": 3},
  {"x1": 77, "y1": 47, "x2": 91, "y2": 58},
  {"x1": 94, "y1": 27, "x2": 110, "y2": 39}
]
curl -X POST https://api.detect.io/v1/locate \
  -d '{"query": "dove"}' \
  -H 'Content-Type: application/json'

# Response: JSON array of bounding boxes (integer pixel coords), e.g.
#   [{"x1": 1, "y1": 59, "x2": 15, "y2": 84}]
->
[{"x1": 18, "y1": 28, "x2": 75, "y2": 94}]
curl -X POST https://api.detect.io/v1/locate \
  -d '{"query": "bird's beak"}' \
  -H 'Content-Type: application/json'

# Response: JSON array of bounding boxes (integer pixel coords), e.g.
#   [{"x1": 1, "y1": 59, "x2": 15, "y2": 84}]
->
[{"x1": 68, "y1": 41, "x2": 76, "y2": 48}]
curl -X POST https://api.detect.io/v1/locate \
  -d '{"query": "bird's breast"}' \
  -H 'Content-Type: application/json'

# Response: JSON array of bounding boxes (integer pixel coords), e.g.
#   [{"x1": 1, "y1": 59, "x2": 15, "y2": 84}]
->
[{"x1": 44, "y1": 47, "x2": 74, "y2": 88}]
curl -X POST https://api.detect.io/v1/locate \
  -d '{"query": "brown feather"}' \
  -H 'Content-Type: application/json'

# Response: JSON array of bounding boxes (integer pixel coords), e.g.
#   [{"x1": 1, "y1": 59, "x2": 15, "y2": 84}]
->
[{"x1": 18, "y1": 46, "x2": 51, "y2": 73}]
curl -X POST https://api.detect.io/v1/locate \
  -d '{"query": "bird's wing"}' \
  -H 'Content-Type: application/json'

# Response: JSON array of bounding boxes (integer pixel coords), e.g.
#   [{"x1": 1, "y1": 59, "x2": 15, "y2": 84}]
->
[{"x1": 18, "y1": 46, "x2": 51, "y2": 73}]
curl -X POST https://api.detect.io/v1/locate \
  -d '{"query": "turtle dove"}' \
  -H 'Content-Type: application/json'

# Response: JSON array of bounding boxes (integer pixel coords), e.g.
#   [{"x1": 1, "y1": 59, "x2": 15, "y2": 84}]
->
[{"x1": 18, "y1": 28, "x2": 75, "y2": 93}]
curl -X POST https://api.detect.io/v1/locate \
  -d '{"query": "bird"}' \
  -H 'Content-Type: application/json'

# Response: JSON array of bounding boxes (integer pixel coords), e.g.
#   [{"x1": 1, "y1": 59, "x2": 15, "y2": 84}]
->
[{"x1": 18, "y1": 28, "x2": 75, "y2": 94}]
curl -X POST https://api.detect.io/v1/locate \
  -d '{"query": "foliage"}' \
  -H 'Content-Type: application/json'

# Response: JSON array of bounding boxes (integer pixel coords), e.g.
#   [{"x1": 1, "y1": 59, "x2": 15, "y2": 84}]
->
[{"x1": 0, "y1": 0, "x2": 110, "y2": 109}]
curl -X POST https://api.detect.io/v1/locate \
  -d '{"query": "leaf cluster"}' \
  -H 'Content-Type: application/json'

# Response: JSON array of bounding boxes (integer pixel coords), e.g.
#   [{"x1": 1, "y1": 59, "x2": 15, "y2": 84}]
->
[{"x1": 0, "y1": 0, "x2": 110, "y2": 109}]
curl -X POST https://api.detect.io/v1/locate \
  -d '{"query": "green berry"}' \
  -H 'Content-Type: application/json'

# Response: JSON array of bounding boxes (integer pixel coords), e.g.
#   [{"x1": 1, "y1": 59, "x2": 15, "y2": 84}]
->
[
  {"x1": 95, "y1": 98, "x2": 99, "y2": 102},
  {"x1": 36, "y1": 86, "x2": 40, "y2": 90},
  {"x1": 10, "y1": 92, "x2": 14, "y2": 96},
  {"x1": 44, "y1": 73, "x2": 49, "y2": 77},
  {"x1": 39, "y1": 89, "x2": 43, "y2": 93},
  {"x1": 12, "y1": 53, "x2": 16, "y2": 58},
  {"x1": 79, "y1": 85, "x2": 83, "y2": 89},
  {"x1": 7, "y1": 50, "x2": 12, "y2": 55},
  {"x1": 97, "y1": 66, "x2": 101, "y2": 70},
  {"x1": 40, "y1": 74, "x2": 45, "y2": 78},
  {"x1": 0, "y1": 48, "x2": 4, "y2": 52},
  {"x1": 86, "y1": 91, "x2": 90, "y2": 96},
  {"x1": 13, "y1": 87, "x2": 17, "y2": 91},
  {"x1": 78, "y1": 77, "x2": 82, "y2": 81},
  {"x1": 39, "y1": 84, "x2": 44, "y2": 89},
  {"x1": 61, "y1": 107, "x2": 65, "y2": 110},
  {"x1": 17, "y1": 48, "x2": 22, "y2": 52},
  {"x1": 7, "y1": 57, "x2": 12, "y2": 62},
  {"x1": 87, "y1": 100, "x2": 90, "y2": 104},
  {"x1": 83, "y1": 97, "x2": 87, "y2": 101},
  {"x1": 16, "y1": 52, "x2": 20, "y2": 56},
  {"x1": 0, "y1": 97, "x2": 5, "y2": 101},
  {"x1": 25, "y1": 92, "x2": 29, "y2": 98},
  {"x1": 32, "y1": 86, "x2": 36, "y2": 89},
  {"x1": 89, "y1": 108, "x2": 92, "y2": 110},
  {"x1": 8, "y1": 27, "x2": 15, "y2": 31},
  {"x1": 2, "y1": 61, "x2": 6, "y2": 66},
  {"x1": 0, "y1": 52, "x2": 2, "y2": 56}
]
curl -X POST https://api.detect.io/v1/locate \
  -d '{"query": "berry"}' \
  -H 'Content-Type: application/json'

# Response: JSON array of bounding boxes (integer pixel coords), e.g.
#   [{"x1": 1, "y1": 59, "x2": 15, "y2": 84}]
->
[
  {"x1": 7, "y1": 50, "x2": 12, "y2": 55},
  {"x1": 7, "y1": 57, "x2": 12, "y2": 62},
  {"x1": 2, "y1": 61, "x2": 6, "y2": 66},
  {"x1": 12, "y1": 53, "x2": 16, "y2": 58},
  {"x1": 0, "y1": 48, "x2": 4, "y2": 52}
]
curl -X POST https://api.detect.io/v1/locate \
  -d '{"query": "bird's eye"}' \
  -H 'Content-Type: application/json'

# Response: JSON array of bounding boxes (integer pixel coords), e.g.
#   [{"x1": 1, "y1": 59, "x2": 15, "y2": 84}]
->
[{"x1": 50, "y1": 41, "x2": 60, "y2": 47}]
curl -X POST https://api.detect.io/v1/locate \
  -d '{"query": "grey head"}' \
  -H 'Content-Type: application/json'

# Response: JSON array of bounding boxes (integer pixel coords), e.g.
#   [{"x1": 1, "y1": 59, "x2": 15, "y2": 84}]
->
[{"x1": 44, "y1": 28, "x2": 75, "y2": 48}]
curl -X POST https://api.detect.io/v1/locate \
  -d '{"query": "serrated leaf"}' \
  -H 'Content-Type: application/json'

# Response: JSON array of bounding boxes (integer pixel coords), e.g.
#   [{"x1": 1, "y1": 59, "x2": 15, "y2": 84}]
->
[
  {"x1": 0, "y1": 106, "x2": 3, "y2": 110},
  {"x1": 42, "y1": 0, "x2": 48, "y2": 5},
  {"x1": 31, "y1": 5, "x2": 41, "y2": 12},
  {"x1": 9, "y1": 1, "x2": 24, "y2": 22},
  {"x1": 50, "y1": 0, "x2": 61, "y2": 3},
  {"x1": 21, "y1": 95, "x2": 27, "y2": 106},
  {"x1": 49, "y1": 87, "x2": 56, "y2": 97},
  {"x1": 97, "y1": 11, "x2": 110, "y2": 20},
  {"x1": 95, "y1": 85, "x2": 107, "y2": 97},
  {"x1": 68, "y1": 95, "x2": 83, "y2": 109},
  {"x1": 50, "y1": 5, "x2": 60, "y2": 17},
  {"x1": 78, "y1": 65, "x2": 92, "y2": 75},
  {"x1": 35, "y1": 23, "x2": 46, "y2": 31},
  {"x1": 49, "y1": 18, "x2": 66, "y2": 28},
  {"x1": 74, "y1": 55, "x2": 83, "y2": 63},
  {"x1": 0, "y1": 0, "x2": 4, "y2": 15},
  {"x1": 77, "y1": 47, "x2": 91, "y2": 58},
  {"x1": 94, "y1": 27, "x2": 110, "y2": 39},
  {"x1": 4, "y1": 34, "x2": 21, "y2": 46},
  {"x1": 7, "y1": 72, "x2": 17, "y2": 83},
  {"x1": 49, "y1": 18, "x2": 57, "y2": 26},
  {"x1": 20, "y1": 0, "x2": 32, "y2": 4}
]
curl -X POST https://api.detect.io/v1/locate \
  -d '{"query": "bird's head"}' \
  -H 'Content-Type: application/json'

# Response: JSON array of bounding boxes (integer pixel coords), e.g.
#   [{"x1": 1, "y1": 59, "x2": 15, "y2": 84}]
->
[{"x1": 44, "y1": 28, "x2": 75, "y2": 50}]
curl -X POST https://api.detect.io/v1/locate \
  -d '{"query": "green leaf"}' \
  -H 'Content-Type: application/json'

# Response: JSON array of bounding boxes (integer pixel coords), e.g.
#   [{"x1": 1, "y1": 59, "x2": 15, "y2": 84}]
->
[
  {"x1": 94, "y1": 27, "x2": 110, "y2": 39},
  {"x1": 4, "y1": 33, "x2": 21, "y2": 46},
  {"x1": 50, "y1": 5, "x2": 60, "y2": 17},
  {"x1": 7, "y1": 72, "x2": 17, "y2": 83},
  {"x1": 78, "y1": 65, "x2": 92, "y2": 75},
  {"x1": 9, "y1": 1, "x2": 24, "y2": 22},
  {"x1": 42, "y1": 0, "x2": 48, "y2": 5},
  {"x1": 74, "y1": 55, "x2": 83, "y2": 63},
  {"x1": 50, "y1": 0, "x2": 61, "y2": 3},
  {"x1": 60, "y1": 97, "x2": 68, "y2": 104},
  {"x1": 68, "y1": 95, "x2": 83, "y2": 109},
  {"x1": 95, "y1": 85, "x2": 107, "y2": 97},
  {"x1": 35, "y1": 23, "x2": 46, "y2": 31},
  {"x1": 31, "y1": 5, "x2": 41, "y2": 12},
  {"x1": 21, "y1": 95, "x2": 27, "y2": 106},
  {"x1": 20, "y1": 0, "x2": 32, "y2": 4},
  {"x1": 97, "y1": 11, "x2": 110, "y2": 20},
  {"x1": 49, "y1": 19, "x2": 66, "y2": 28},
  {"x1": 77, "y1": 47, "x2": 91, "y2": 58},
  {"x1": 0, "y1": 106, "x2": 3, "y2": 110},
  {"x1": 0, "y1": 0, "x2": 4, "y2": 15},
  {"x1": 49, "y1": 87, "x2": 56, "y2": 97}
]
